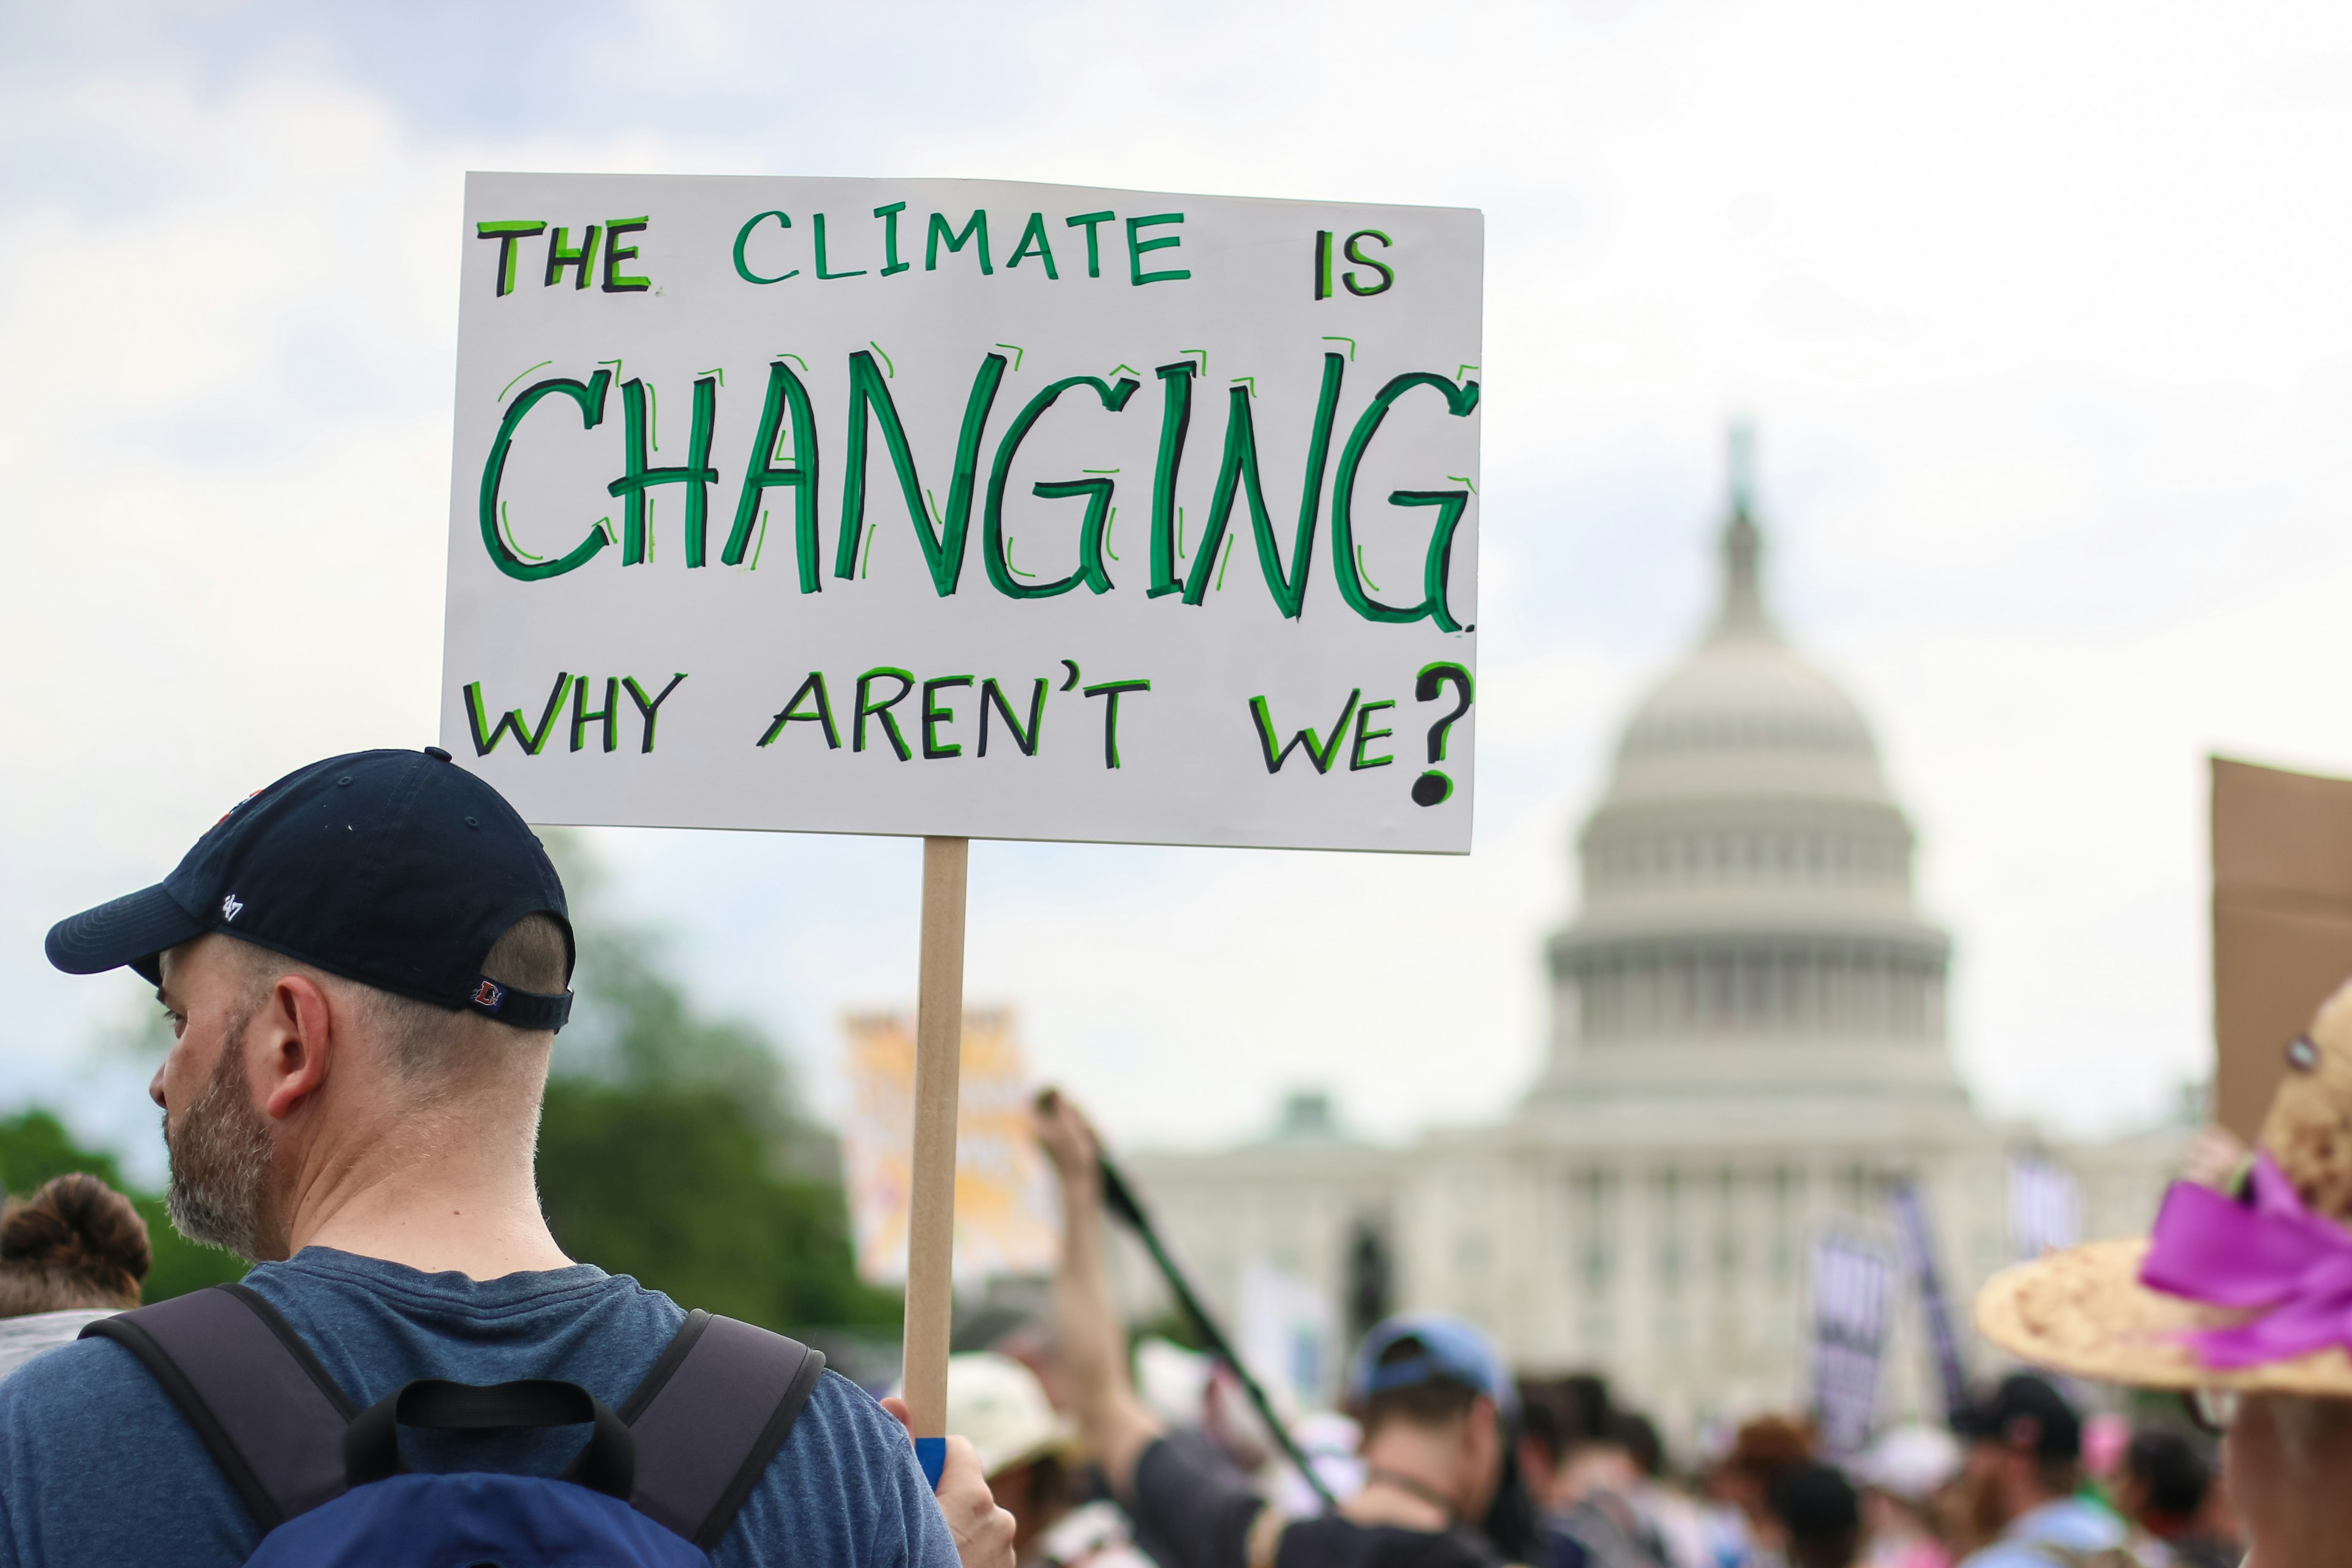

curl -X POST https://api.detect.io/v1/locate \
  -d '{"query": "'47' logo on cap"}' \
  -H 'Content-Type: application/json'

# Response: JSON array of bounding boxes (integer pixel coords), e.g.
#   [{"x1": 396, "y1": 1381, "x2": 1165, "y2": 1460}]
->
[{"x1": 220, "y1": 894, "x2": 244, "y2": 923}]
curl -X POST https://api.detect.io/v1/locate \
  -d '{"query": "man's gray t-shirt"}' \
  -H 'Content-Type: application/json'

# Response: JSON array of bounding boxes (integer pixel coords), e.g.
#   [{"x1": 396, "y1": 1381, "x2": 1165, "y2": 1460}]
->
[{"x1": 0, "y1": 1248, "x2": 958, "y2": 1568}]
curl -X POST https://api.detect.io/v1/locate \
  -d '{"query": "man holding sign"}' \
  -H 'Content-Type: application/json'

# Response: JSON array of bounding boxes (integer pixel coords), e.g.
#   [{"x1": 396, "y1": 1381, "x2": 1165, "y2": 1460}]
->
[
  {"x1": 0, "y1": 165, "x2": 1482, "y2": 1564},
  {"x1": 0, "y1": 748, "x2": 1011, "y2": 1568}
]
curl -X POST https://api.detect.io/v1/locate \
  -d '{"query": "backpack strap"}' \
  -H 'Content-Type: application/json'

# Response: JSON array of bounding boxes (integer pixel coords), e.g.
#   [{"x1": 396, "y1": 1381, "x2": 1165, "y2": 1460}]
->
[
  {"x1": 88, "y1": 1288, "x2": 820, "y2": 1550},
  {"x1": 82, "y1": 1283, "x2": 356, "y2": 1530},
  {"x1": 619, "y1": 1310, "x2": 826, "y2": 1549}
]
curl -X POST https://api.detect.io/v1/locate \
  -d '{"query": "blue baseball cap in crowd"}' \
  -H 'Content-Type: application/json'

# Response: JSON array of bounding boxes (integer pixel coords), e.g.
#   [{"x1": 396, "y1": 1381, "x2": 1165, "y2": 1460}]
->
[
  {"x1": 45, "y1": 747, "x2": 575, "y2": 1031},
  {"x1": 1346, "y1": 1314, "x2": 1516, "y2": 1417}
]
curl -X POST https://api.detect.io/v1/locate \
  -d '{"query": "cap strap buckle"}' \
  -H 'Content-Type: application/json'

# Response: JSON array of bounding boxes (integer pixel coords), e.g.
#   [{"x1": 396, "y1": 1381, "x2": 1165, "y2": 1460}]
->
[{"x1": 467, "y1": 978, "x2": 573, "y2": 1033}]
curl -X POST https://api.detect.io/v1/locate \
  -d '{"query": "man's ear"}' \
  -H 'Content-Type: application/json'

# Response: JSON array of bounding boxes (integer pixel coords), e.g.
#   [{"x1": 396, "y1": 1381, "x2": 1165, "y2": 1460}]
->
[{"x1": 253, "y1": 972, "x2": 337, "y2": 1121}]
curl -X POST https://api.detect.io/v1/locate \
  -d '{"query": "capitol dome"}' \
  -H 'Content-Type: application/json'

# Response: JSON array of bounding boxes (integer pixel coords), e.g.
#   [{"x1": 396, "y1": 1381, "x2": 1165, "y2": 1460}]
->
[
  {"x1": 1606, "y1": 516, "x2": 1893, "y2": 817},
  {"x1": 1529, "y1": 456, "x2": 1966, "y2": 1118}
]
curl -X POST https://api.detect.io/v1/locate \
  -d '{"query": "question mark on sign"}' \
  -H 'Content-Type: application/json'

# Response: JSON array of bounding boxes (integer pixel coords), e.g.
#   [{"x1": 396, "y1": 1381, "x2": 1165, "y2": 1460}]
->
[{"x1": 1411, "y1": 662, "x2": 1474, "y2": 807}]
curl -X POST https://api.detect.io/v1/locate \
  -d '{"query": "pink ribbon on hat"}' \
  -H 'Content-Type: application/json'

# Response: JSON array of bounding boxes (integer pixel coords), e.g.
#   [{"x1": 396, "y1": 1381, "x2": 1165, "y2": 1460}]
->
[{"x1": 2140, "y1": 1153, "x2": 2352, "y2": 1367}]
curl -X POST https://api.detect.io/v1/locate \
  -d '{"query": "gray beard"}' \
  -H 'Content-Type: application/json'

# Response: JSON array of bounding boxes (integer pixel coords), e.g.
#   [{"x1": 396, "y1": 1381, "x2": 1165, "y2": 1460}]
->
[{"x1": 164, "y1": 1012, "x2": 276, "y2": 1260}]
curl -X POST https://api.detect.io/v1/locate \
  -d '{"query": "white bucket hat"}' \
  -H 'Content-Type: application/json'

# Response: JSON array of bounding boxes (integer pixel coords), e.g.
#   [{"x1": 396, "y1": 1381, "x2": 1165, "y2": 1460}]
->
[
  {"x1": 941, "y1": 1352, "x2": 1077, "y2": 1478},
  {"x1": 1853, "y1": 1424, "x2": 1959, "y2": 1504}
]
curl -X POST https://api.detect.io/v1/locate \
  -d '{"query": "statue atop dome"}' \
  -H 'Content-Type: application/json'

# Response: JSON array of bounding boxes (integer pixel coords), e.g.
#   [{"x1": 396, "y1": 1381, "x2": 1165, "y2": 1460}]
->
[
  {"x1": 1608, "y1": 424, "x2": 1883, "y2": 790},
  {"x1": 1716, "y1": 420, "x2": 1773, "y2": 641}
]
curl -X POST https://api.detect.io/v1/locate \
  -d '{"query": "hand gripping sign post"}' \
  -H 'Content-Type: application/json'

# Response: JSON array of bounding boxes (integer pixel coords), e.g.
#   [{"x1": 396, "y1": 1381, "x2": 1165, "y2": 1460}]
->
[{"x1": 440, "y1": 173, "x2": 1483, "y2": 1487}]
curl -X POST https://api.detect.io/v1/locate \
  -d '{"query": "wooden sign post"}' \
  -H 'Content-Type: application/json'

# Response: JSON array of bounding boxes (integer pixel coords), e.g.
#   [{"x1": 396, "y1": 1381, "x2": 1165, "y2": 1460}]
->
[{"x1": 902, "y1": 837, "x2": 968, "y2": 1484}]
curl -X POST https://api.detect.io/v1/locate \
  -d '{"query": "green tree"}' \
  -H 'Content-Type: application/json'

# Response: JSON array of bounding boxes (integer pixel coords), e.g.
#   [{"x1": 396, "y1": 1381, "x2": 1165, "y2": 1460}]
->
[
  {"x1": 537, "y1": 1080, "x2": 889, "y2": 1329},
  {"x1": 533, "y1": 834, "x2": 899, "y2": 1335}
]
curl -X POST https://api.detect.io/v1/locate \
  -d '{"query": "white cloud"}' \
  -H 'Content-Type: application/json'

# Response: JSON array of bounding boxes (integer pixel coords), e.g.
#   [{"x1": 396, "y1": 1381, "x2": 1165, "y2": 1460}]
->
[{"x1": 9, "y1": 0, "x2": 2352, "y2": 1171}]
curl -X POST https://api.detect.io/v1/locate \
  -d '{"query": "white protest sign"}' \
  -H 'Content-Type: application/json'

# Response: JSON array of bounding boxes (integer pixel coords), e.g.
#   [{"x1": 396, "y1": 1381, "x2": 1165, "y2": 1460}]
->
[
  {"x1": 440, "y1": 174, "x2": 1483, "y2": 851},
  {"x1": 1808, "y1": 1231, "x2": 1894, "y2": 1458},
  {"x1": 1239, "y1": 1262, "x2": 1340, "y2": 1412}
]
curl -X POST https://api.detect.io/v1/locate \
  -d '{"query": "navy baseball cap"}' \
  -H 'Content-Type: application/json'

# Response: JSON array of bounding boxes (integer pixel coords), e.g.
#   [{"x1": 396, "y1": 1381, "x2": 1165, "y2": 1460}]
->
[
  {"x1": 45, "y1": 747, "x2": 575, "y2": 1031},
  {"x1": 1346, "y1": 1314, "x2": 1516, "y2": 1417}
]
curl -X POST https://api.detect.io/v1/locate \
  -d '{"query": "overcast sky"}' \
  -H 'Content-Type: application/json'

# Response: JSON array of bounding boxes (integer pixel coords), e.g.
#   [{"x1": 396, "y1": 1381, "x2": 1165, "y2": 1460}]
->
[{"x1": 9, "y1": 0, "x2": 2352, "y2": 1179}]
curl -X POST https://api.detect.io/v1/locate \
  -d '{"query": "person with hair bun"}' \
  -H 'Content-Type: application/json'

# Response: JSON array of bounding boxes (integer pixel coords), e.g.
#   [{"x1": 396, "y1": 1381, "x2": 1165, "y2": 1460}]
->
[{"x1": 0, "y1": 1172, "x2": 151, "y2": 1378}]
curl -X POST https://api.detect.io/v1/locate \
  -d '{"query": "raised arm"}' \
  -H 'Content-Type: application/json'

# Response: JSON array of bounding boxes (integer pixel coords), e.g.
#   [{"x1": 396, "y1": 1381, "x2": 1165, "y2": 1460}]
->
[{"x1": 1033, "y1": 1090, "x2": 1165, "y2": 1494}]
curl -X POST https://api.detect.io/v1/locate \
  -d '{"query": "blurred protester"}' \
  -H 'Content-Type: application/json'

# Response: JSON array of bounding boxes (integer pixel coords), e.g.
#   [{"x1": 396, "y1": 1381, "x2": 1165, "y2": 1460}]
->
[
  {"x1": 1036, "y1": 1087, "x2": 1507, "y2": 1568},
  {"x1": 1517, "y1": 1376, "x2": 1669, "y2": 1568},
  {"x1": 1766, "y1": 1464, "x2": 1861, "y2": 1568},
  {"x1": 0, "y1": 1173, "x2": 149, "y2": 1378},
  {"x1": 1709, "y1": 1416, "x2": 1814, "y2": 1566},
  {"x1": 941, "y1": 1351, "x2": 1080, "y2": 1564},
  {"x1": 1515, "y1": 1380, "x2": 1588, "y2": 1567},
  {"x1": 2079, "y1": 1414, "x2": 2132, "y2": 1498},
  {"x1": 1204, "y1": 1357, "x2": 1283, "y2": 1480},
  {"x1": 1950, "y1": 1375, "x2": 2123, "y2": 1566},
  {"x1": 1129, "y1": 1330, "x2": 1313, "y2": 1499},
  {"x1": 1363, "y1": 1323, "x2": 1545, "y2": 1563},
  {"x1": 1614, "y1": 1411, "x2": 1711, "y2": 1568},
  {"x1": 2181, "y1": 1453, "x2": 2238, "y2": 1564},
  {"x1": 988, "y1": 1312, "x2": 1080, "y2": 1424},
  {"x1": 939, "y1": 1349, "x2": 1154, "y2": 1568},
  {"x1": 2109, "y1": 1431, "x2": 2236, "y2": 1568},
  {"x1": 1850, "y1": 1425, "x2": 1956, "y2": 1568},
  {"x1": 2213, "y1": 1395, "x2": 2351, "y2": 1568}
]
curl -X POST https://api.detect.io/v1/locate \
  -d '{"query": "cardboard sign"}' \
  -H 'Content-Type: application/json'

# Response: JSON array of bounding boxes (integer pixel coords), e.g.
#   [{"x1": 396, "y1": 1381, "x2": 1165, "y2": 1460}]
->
[
  {"x1": 2211, "y1": 756, "x2": 2352, "y2": 1139},
  {"x1": 439, "y1": 174, "x2": 1485, "y2": 852},
  {"x1": 839, "y1": 1007, "x2": 1059, "y2": 1285}
]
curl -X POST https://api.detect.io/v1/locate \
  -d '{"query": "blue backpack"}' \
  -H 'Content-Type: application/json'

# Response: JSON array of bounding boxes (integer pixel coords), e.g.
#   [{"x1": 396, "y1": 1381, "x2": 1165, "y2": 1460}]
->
[{"x1": 86, "y1": 1283, "x2": 826, "y2": 1567}]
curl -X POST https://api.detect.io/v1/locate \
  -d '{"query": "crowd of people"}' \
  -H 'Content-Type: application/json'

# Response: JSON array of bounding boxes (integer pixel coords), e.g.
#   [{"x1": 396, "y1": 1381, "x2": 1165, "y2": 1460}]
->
[
  {"x1": 0, "y1": 1120, "x2": 2250, "y2": 1568},
  {"x1": 0, "y1": 747, "x2": 2340, "y2": 1568},
  {"x1": 903, "y1": 1090, "x2": 2252, "y2": 1568}
]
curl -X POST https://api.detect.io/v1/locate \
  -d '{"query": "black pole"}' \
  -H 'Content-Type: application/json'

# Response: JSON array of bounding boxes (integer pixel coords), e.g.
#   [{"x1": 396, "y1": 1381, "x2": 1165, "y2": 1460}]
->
[
  {"x1": 1098, "y1": 1151, "x2": 1339, "y2": 1511},
  {"x1": 1890, "y1": 1178, "x2": 1970, "y2": 1427}
]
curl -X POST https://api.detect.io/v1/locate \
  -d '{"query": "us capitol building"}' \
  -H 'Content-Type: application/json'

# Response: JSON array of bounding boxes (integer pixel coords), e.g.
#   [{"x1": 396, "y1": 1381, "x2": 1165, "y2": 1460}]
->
[{"x1": 1118, "y1": 458, "x2": 2189, "y2": 1446}]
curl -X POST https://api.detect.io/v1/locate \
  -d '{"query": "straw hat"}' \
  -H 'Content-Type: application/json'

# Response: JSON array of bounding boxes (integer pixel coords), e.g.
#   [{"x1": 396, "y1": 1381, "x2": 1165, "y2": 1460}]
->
[{"x1": 1975, "y1": 976, "x2": 2352, "y2": 1394}]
